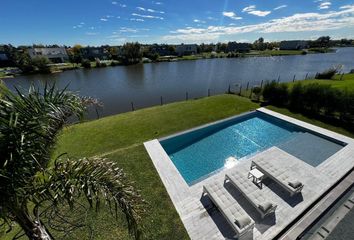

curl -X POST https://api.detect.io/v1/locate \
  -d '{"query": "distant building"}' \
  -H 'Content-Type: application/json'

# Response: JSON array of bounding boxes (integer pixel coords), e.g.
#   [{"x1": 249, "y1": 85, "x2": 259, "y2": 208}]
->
[
  {"x1": 28, "y1": 47, "x2": 69, "y2": 63},
  {"x1": 150, "y1": 44, "x2": 174, "y2": 56},
  {"x1": 0, "y1": 52, "x2": 8, "y2": 61},
  {"x1": 81, "y1": 47, "x2": 109, "y2": 60},
  {"x1": 175, "y1": 44, "x2": 198, "y2": 56},
  {"x1": 227, "y1": 42, "x2": 251, "y2": 53},
  {"x1": 279, "y1": 40, "x2": 309, "y2": 50},
  {"x1": 0, "y1": 52, "x2": 10, "y2": 67}
]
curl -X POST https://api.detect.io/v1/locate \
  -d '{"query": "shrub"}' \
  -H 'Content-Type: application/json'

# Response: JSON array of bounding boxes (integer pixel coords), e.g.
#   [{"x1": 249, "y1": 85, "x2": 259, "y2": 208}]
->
[
  {"x1": 316, "y1": 65, "x2": 342, "y2": 79},
  {"x1": 252, "y1": 86, "x2": 262, "y2": 101},
  {"x1": 289, "y1": 83, "x2": 304, "y2": 111},
  {"x1": 262, "y1": 81, "x2": 288, "y2": 106},
  {"x1": 81, "y1": 59, "x2": 91, "y2": 68},
  {"x1": 31, "y1": 56, "x2": 51, "y2": 73},
  {"x1": 110, "y1": 61, "x2": 119, "y2": 66}
]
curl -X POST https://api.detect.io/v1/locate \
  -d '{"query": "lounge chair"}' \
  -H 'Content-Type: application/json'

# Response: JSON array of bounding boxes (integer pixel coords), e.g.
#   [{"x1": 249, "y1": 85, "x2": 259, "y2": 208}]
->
[
  {"x1": 251, "y1": 158, "x2": 304, "y2": 196},
  {"x1": 225, "y1": 171, "x2": 277, "y2": 218},
  {"x1": 203, "y1": 182, "x2": 255, "y2": 238}
]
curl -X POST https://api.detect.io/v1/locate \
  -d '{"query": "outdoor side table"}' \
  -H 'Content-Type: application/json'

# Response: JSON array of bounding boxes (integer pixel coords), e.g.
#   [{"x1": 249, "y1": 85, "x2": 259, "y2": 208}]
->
[{"x1": 248, "y1": 168, "x2": 264, "y2": 188}]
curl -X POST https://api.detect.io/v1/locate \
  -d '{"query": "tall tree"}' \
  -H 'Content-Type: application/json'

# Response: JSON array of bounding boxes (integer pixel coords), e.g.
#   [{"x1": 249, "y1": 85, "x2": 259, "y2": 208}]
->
[
  {"x1": 0, "y1": 85, "x2": 144, "y2": 240},
  {"x1": 119, "y1": 42, "x2": 142, "y2": 65}
]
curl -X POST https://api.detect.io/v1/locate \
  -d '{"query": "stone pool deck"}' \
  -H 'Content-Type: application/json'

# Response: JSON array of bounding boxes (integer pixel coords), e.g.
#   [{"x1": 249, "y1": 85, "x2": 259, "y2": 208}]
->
[{"x1": 144, "y1": 108, "x2": 354, "y2": 240}]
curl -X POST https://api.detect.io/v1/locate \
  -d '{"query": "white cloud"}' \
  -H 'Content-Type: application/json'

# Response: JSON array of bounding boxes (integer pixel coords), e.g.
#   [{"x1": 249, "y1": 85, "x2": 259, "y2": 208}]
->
[
  {"x1": 152, "y1": 1, "x2": 162, "y2": 5},
  {"x1": 86, "y1": 32, "x2": 99, "y2": 36},
  {"x1": 319, "y1": 2, "x2": 331, "y2": 10},
  {"x1": 130, "y1": 18, "x2": 145, "y2": 22},
  {"x1": 340, "y1": 5, "x2": 353, "y2": 9},
  {"x1": 132, "y1": 13, "x2": 164, "y2": 20},
  {"x1": 194, "y1": 19, "x2": 206, "y2": 23},
  {"x1": 207, "y1": 16, "x2": 218, "y2": 21},
  {"x1": 163, "y1": 5, "x2": 354, "y2": 42},
  {"x1": 243, "y1": 5, "x2": 271, "y2": 17},
  {"x1": 100, "y1": 18, "x2": 108, "y2": 21},
  {"x1": 137, "y1": 7, "x2": 164, "y2": 14},
  {"x1": 120, "y1": 4, "x2": 127, "y2": 8},
  {"x1": 112, "y1": 1, "x2": 117, "y2": 5},
  {"x1": 222, "y1": 11, "x2": 242, "y2": 20},
  {"x1": 242, "y1": 5, "x2": 256, "y2": 12},
  {"x1": 274, "y1": 5, "x2": 287, "y2": 11}
]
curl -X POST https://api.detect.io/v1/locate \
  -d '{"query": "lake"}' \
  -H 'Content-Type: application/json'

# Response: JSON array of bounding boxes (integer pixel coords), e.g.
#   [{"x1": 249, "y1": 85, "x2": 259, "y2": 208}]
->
[{"x1": 3, "y1": 47, "x2": 354, "y2": 119}]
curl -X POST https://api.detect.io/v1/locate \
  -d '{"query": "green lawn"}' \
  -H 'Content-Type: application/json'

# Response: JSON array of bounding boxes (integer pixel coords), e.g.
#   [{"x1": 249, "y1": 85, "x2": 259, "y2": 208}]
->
[{"x1": 287, "y1": 73, "x2": 354, "y2": 91}]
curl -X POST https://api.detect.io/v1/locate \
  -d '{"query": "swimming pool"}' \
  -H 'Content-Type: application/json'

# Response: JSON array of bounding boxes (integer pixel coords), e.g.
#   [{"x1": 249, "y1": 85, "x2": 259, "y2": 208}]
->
[{"x1": 160, "y1": 111, "x2": 345, "y2": 185}]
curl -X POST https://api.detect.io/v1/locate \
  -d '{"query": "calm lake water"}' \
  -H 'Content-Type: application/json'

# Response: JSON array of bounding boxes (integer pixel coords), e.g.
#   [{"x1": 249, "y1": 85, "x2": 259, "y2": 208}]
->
[{"x1": 3, "y1": 47, "x2": 354, "y2": 119}]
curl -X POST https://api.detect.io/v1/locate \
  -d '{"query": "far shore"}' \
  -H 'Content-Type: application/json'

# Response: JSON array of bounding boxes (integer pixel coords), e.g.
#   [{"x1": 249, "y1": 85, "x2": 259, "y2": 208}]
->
[{"x1": 0, "y1": 48, "x2": 336, "y2": 79}]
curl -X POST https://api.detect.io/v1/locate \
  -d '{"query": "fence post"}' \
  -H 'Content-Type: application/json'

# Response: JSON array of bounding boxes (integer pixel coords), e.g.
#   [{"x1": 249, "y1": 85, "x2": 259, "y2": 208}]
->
[
  {"x1": 305, "y1": 73, "x2": 308, "y2": 79},
  {"x1": 228, "y1": 84, "x2": 231, "y2": 94},
  {"x1": 239, "y1": 85, "x2": 242, "y2": 96},
  {"x1": 293, "y1": 74, "x2": 296, "y2": 82},
  {"x1": 131, "y1": 102, "x2": 135, "y2": 111},
  {"x1": 186, "y1": 92, "x2": 188, "y2": 100},
  {"x1": 160, "y1": 96, "x2": 163, "y2": 105},
  {"x1": 260, "y1": 80, "x2": 264, "y2": 88},
  {"x1": 246, "y1": 82, "x2": 249, "y2": 91},
  {"x1": 249, "y1": 87, "x2": 253, "y2": 98},
  {"x1": 277, "y1": 75, "x2": 280, "y2": 82},
  {"x1": 208, "y1": 89, "x2": 210, "y2": 97},
  {"x1": 95, "y1": 107, "x2": 100, "y2": 119}
]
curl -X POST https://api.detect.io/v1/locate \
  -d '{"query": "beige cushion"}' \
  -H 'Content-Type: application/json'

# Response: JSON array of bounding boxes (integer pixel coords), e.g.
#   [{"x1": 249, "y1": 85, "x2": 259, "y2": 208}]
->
[
  {"x1": 288, "y1": 181, "x2": 302, "y2": 189},
  {"x1": 235, "y1": 215, "x2": 251, "y2": 229},
  {"x1": 258, "y1": 202, "x2": 273, "y2": 212}
]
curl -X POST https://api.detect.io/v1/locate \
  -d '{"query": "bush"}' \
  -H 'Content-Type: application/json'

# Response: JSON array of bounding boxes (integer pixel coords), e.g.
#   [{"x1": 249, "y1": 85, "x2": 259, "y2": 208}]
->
[
  {"x1": 262, "y1": 81, "x2": 289, "y2": 106},
  {"x1": 110, "y1": 61, "x2": 119, "y2": 66},
  {"x1": 252, "y1": 86, "x2": 262, "y2": 101},
  {"x1": 316, "y1": 65, "x2": 342, "y2": 79},
  {"x1": 81, "y1": 59, "x2": 91, "y2": 68},
  {"x1": 289, "y1": 83, "x2": 304, "y2": 111},
  {"x1": 31, "y1": 56, "x2": 51, "y2": 73}
]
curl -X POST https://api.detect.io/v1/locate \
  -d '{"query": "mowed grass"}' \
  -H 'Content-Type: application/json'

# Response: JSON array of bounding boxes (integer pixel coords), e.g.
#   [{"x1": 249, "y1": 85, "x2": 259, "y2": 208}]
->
[
  {"x1": 1, "y1": 94, "x2": 259, "y2": 240},
  {"x1": 287, "y1": 73, "x2": 354, "y2": 91}
]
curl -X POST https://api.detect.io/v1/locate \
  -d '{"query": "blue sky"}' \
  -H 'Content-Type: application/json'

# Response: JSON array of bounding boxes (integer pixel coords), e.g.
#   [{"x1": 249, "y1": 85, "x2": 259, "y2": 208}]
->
[{"x1": 1, "y1": 0, "x2": 354, "y2": 46}]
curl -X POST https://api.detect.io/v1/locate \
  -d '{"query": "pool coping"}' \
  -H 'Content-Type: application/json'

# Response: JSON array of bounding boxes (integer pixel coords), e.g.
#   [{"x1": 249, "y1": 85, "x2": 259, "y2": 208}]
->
[{"x1": 144, "y1": 107, "x2": 354, "y2": 240}]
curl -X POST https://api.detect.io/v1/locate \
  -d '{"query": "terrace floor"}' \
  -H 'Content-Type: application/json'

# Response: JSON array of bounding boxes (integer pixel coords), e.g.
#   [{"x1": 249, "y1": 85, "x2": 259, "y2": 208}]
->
[{"x1": 144, "y1": 108, "x2": 354, "y2": 240}]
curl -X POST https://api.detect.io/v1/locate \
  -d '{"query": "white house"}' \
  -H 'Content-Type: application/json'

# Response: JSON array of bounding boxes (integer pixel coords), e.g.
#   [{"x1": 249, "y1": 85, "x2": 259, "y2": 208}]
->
[{"x1": 28, "y1": 47, "x2": 69, "y2": 63}]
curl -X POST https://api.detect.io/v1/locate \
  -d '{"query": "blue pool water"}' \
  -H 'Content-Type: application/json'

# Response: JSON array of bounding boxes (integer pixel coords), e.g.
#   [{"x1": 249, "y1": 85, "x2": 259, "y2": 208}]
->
[{"x1": 160, "y1": 112, "x2": 345, "y2": 185}]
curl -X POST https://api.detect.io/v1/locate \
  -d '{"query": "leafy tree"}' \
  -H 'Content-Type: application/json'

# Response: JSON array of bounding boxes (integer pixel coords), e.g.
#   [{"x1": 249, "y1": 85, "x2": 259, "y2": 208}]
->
[
  {"x1": 32, "y1": 56, "x2": 51, "y2": 73},
  {"x1": 119, "y1": 42, "x2": 142, "y2": 65},
  {"x1": 68, "y1": 45, "x2": 83, "y2": 66},
  {"x1": 0, "y1": 85, "x2": 144, "y2": 240},
  {"x1": 252, "y1": 37, "x2": 266, "y2": 51},
  {"x1": 16, "y1": 51, "x2": 35, "y2": 73},
  {"x1": 81, "y1": 59, "x2": 91, "y2": 68}
]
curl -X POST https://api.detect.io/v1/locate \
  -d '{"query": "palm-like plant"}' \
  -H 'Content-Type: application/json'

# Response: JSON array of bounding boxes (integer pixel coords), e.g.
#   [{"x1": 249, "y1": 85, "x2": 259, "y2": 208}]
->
[{"x1": 0, "y1": 84, "x2": 144, "y2": 240}]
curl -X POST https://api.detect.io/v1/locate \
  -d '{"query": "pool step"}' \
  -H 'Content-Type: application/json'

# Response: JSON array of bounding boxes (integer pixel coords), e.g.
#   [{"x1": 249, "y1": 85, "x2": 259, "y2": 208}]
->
[{"x1": 276, "y1": 132, "x2": 343, "y2": 167}]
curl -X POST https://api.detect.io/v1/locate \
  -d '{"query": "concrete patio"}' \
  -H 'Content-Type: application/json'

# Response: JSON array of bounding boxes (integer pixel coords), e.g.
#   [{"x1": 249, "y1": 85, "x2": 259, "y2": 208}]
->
[{"x1": 144, "y1": 108, "x2": 354, "y2": 240}]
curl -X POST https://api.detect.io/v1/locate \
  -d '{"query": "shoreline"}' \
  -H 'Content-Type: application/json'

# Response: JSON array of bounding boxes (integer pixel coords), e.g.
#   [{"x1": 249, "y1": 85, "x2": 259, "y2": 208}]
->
[{"x1": 0, "y1": 48, "x2": 336, "y2": 80}]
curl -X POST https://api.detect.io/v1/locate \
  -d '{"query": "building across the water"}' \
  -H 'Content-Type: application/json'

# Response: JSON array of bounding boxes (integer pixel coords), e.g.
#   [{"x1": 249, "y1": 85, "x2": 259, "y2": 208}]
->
[
  {"x1": 175, "y1": 44, "x2": 198, "y2": 56},
  {"x1": 279, "y1": 40, "x2": 309, "y2": 50},
  {"x1": 28, "y1": 47, "x2": 69, "y2": 63},
  {"x1": 81, "y1": 47, "x2": 109, "y2": 60}
]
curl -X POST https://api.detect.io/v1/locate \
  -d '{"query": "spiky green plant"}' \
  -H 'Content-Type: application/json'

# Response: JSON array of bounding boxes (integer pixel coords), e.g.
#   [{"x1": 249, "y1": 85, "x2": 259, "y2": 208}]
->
[{"x1": 0, "y1": 84, "x2": 144, "y2": 240}]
